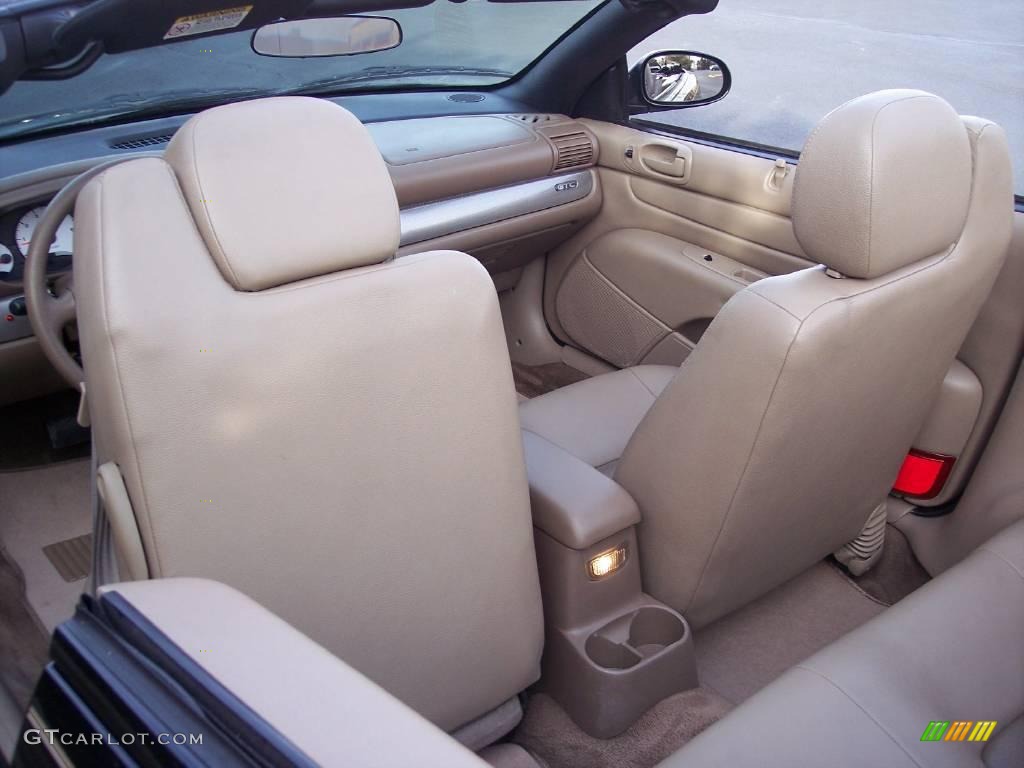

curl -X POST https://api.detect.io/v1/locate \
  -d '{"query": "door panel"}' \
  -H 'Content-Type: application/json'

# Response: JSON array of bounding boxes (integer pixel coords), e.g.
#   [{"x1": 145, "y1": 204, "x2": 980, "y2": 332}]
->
[
  {"x1": 543, "y1": 117, "x2": 1024, "y2": 519},
  {"x1": 543, "y1": 119, "x2": 814, "y2": 365},
  {"x1": 628, "y1": 175, "x2": 805, "y2": 257},
  {"x1": 912, "y1": 212, "x2": 1024, "y2": 507}
]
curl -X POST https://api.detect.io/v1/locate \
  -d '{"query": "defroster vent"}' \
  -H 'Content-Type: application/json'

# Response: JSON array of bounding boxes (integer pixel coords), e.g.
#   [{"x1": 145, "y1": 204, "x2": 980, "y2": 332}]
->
[{"x1": 109, "y1": 132, "x2": 175, "y2": 150}]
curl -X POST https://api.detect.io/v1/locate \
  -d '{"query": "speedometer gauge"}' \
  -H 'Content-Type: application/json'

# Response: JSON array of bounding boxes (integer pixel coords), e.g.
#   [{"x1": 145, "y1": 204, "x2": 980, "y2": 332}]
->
[{"x1": 15, "y1": 207, "x2": 74, "y2": 257}]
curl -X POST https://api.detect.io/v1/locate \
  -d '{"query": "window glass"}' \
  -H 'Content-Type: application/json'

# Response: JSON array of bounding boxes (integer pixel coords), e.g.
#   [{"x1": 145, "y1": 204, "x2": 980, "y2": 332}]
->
[
  {"x1": 0, "y1": 0, "x2": 606, "y2": 141},
  {"x1": 630, "y1": 0, "x2": 1024, "y2": 193}
]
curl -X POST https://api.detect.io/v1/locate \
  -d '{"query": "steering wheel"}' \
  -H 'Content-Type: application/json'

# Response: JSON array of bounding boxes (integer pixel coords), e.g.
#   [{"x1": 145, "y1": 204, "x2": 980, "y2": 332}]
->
[{"x1": 24, "y1": 159, "x2": 131, "y2": 387}]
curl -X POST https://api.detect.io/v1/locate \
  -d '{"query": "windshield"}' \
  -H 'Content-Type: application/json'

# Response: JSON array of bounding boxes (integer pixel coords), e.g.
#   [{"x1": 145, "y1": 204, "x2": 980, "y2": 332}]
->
[{"x1": 0, "y1": 0, "x2": 605, "y2": 141}]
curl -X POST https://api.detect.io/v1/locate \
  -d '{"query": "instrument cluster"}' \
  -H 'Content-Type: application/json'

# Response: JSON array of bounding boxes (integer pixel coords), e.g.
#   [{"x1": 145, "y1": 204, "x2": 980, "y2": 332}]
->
[{"x1": 0, "y1": 202, "x2": 74, "y2": 283}]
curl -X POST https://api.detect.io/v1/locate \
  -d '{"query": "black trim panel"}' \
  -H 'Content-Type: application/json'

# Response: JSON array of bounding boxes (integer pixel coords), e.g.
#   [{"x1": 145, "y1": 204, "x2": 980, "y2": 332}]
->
[{"x1": 14, "y1": 595, "x2": 316, "y2": 768}]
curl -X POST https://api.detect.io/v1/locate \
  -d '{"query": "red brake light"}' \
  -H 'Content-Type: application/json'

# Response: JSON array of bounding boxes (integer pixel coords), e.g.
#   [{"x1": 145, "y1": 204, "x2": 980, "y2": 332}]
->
[{"x1": 892, "y1": 450, "x2": 956, "y2": 500}]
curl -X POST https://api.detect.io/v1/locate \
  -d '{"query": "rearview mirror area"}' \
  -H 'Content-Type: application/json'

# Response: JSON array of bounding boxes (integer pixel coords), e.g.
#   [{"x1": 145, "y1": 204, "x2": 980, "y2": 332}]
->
[
  {"x1": 252, "y1": 16, "x2": 402, "y2": 58},
  {"x1": 632, "y1": 51, "x2": 731, "y2": 109}
]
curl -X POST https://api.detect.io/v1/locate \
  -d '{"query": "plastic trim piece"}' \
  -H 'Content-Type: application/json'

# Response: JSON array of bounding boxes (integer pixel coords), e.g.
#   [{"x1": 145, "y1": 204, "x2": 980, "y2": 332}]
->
[
  {"x1": 15, "y1": 594, "x2": 310, "y2": 767},
  {"x1": 97, "y1": 592, "x2": 318, "y2": 768},
  {"x1": 399, "y1": 170, "x2": 595, "y2": 246}
]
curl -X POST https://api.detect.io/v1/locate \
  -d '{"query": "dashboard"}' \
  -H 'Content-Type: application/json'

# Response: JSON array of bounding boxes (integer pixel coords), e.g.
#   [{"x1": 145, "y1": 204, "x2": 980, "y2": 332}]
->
[
  {"x1": 0, "y1": 94, "x2": 601, "y2": 405},
  {"x1": 0, "y1": 203, "x2": 74, "y2": 283}
]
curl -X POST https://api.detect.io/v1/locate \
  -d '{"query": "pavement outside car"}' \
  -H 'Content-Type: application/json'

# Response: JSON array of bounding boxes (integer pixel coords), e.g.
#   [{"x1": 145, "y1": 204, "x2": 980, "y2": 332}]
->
[{"x1": 629, "y1": 0, "x2": 1024, "y2": 193}]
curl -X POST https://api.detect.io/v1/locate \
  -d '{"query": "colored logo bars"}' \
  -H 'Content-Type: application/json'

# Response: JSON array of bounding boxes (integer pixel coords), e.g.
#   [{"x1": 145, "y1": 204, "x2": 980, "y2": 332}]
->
[{"x1": 921, "y1": 721, "x2": 997, "y2": 743}]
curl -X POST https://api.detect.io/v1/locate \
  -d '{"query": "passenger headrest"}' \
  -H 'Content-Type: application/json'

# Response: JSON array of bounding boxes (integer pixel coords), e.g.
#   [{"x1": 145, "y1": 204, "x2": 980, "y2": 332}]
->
[
  {"x1": 792, "y1": 90, "x2": 972, "y2": 279},
  {"x1": 165, "y1": 97, "x2": 399, "y2": 291}
]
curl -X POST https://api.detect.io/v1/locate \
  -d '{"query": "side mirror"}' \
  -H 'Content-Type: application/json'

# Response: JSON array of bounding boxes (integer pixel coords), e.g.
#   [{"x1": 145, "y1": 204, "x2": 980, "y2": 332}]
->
[
  {"x1": 629, "y1": 51, "x2": 731, "y2": 111},
  {"x1": 252, "y1": 16, "x2": 402, "y2": 58}
]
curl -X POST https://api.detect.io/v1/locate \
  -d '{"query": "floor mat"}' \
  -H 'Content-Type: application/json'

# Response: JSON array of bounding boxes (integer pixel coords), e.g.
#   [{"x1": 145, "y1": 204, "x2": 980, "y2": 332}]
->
[
  {"x1": 512, "y1": 362, "x2": 589, "y2": 399},
  {"x1": 0, "y1": 390, "x2": 90, "y2": 470},
  {"x1": 513, "y1": 688, "x2": 731, "y2": 768},
  {"x1": 0, "y1": 548, "x2": 49, "y2": 759},
  {"x1": 0, "y1": 460, "x2": 91, "y2": 632},
  {"x1": 43, "y1": 533, "x2": 93, "y2": 583},
  {"x1": 694, "y1": 561, "x2": 887, "y2": 705},
  {"x1": 845, "y1": 524, "x2": 931, "y2": 605}
]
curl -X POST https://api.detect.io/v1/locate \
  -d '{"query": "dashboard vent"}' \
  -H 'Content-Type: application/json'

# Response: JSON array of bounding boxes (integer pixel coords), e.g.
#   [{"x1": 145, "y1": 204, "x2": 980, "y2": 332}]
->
[
  {"x1": 109, "y1": 132, "x2": 174, "y2": 150},
  {"x1": 549, "y1": 129, "x2": 595, "y2": 170},
  {"x1": 509, "y1": 113, "x2": 555, "y2": 124}
]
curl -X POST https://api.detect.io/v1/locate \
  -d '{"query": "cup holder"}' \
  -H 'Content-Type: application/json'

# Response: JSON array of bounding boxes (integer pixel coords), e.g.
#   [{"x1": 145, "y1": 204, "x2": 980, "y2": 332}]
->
[
  {"x1": 629, "y1": 606, "x2": 685, "y2": 657},
  {"x1": 585, "y1": 606, "x2": 686, "y2": 669},
  {"x1": 585, "y1": 634, "x2": 642, "y2": 670},
  {"x1": 546, "y1": 599, "x2": 698, "y2": 738}
]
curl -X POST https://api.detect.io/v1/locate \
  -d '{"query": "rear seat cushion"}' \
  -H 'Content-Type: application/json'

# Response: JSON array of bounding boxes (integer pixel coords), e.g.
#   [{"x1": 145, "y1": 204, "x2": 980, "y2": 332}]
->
[{"x1": 661, "y1": 520, "x2": 1024, "y2": 768}]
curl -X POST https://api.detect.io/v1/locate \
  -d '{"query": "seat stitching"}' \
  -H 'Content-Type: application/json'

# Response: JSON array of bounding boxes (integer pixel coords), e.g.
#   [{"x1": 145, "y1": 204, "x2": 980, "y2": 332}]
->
[{"x1": 792, "y1": 665, "x2": 927, "y2": 768}]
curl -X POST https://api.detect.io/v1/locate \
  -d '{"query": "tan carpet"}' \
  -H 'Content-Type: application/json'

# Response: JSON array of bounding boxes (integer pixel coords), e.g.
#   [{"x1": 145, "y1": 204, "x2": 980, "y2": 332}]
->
[
  {"x1": 848, "y1": 524, "x2": 931, "y2": 605},
  {"x1": 0, "y1": 548, "x2": 49, "y2": 760},
  {"x1": 513, "y1": 688, "x2": 732, "y2": 768},
  {"x1": 0, "y1": 459, "x2": 91, "y2": 631},
  {"x1": 694, "y1": 561, "x2": 887, "y2": 704}
]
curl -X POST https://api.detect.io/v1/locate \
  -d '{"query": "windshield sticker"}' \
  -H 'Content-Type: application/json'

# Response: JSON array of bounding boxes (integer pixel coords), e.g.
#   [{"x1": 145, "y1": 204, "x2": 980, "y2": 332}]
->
[{"x1": 164, "y1": 6, "x2": 253, "y2": 40}]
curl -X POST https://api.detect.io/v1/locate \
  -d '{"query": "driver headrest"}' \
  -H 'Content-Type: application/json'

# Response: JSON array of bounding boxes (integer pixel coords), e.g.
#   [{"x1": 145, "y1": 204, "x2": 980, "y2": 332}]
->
[
  {"x1": 165, "y1": 97, "x2": 399, "y2": 292},
  {"x1": 792, "y1": 90, "x2": 972, "y2": 279}
]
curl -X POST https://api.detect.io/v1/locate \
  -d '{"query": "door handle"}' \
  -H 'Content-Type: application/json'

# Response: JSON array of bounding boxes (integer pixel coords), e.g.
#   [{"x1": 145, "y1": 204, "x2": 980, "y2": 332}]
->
[
  {"x1": 645, "y1": 153, "x2": 686, "y2": 177},
  {"x1": 638, "y1": 143, "x2": 692, "y2": 182}
]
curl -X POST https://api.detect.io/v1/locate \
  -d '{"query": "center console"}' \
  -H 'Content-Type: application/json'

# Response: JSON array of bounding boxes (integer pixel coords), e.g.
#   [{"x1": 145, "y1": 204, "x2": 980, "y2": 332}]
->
[{"x1": 522, "y1": 431, "x2": 698, "y2": 738}]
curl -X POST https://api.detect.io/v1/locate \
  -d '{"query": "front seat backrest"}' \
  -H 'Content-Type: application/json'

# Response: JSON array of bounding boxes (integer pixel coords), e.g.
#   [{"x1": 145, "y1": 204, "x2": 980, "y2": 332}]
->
[
  {"x1": 74, "y1": 97, "x2": 543, "y2": 732},
  {"x1": 616, "y1": 90, "x2": 1015, "y2": 627}
]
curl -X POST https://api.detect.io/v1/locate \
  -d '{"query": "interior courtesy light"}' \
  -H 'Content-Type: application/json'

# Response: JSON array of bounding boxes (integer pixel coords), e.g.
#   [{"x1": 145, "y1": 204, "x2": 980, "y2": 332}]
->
[{"x1": 587, "y1": 544, "x2": 628, "y2": 580}]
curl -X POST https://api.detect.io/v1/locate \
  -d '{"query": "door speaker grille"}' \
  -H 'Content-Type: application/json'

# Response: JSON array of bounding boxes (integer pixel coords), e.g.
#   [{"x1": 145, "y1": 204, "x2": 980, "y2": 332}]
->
[{"x1": 556, "y1": 255, "x2": 667, "y2": 367}]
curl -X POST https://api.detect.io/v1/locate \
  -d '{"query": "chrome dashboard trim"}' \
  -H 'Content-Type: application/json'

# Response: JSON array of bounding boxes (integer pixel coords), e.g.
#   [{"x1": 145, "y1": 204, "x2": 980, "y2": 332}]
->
[{"x1": 399, "y1": 170, "x2": 595, "y2": 247}]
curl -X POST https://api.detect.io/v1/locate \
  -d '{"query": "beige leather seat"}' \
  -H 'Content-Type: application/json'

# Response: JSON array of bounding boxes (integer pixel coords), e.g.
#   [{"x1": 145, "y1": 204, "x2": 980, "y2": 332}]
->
[
  {"x1": 101, "y1": 518, "x2": 1024, "y2": 767},
  {"x1": 660, "y1": 518, "x2": 1024, "y2": 768},
  {"x1": 521, "y1": 90, "x2": 1015, "y2": 628},
  {"x1": 74, "y1": 97, "x2": 543, "y2": 742}
]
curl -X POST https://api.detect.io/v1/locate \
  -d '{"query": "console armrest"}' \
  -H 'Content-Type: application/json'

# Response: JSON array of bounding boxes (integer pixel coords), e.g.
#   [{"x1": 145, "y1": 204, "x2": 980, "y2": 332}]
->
[
  {"x1": 99, "y1": 579, "x2": 487, "y2": 768},
  {"x1": 522, "y1": 430, "x2": 640, "y2": 549}
]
